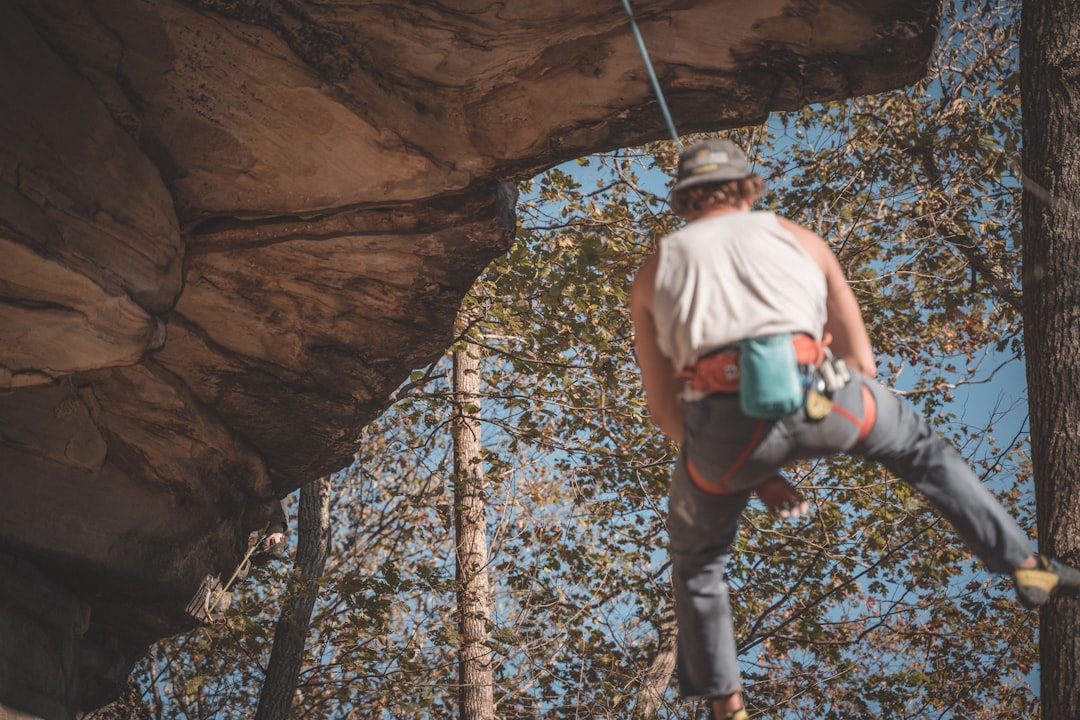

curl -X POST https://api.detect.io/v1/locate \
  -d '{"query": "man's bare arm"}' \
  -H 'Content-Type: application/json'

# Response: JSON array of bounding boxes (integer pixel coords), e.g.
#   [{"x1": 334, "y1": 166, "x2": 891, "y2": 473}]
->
[
  {"x1": 778, "y1": 218, "x2": 876, "y2": 377},
  {"x1": 631, "y1": 254, "x2": 685, "y2": 444}
]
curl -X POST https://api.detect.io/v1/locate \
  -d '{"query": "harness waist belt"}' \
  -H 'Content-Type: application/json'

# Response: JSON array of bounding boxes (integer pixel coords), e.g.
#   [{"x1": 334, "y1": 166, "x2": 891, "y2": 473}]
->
[{"x1": 676, "y1": 334, "x2": 826, "y2": 395}]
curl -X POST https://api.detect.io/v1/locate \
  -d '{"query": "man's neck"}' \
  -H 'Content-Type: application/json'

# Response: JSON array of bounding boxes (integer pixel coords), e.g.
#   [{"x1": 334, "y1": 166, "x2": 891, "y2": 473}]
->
[{"x1": 688, "y1": 200, "x2": 752, "y2": 222}]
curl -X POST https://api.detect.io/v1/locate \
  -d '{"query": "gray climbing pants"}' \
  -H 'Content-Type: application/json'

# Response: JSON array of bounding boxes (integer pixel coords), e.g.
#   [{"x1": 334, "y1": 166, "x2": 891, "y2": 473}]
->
[{"x1": 667, "y1": 372, "x2": 1035, "y2": 699}]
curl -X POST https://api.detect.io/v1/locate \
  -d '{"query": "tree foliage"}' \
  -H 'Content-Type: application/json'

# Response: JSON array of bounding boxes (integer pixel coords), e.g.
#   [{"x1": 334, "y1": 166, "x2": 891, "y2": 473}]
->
[{"x1": 129, "y1": 0, "x2": 1038, "y2": 717}]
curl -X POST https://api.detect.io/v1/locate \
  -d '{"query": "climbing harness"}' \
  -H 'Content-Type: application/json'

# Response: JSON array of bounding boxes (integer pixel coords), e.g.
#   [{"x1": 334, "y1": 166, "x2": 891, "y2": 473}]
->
[
  {"x1": 675, "y1": 334, "x2": 827, "y2": 396},
  {"x1": 620, "y1": 0, "x2": 683, "y2": 151}
]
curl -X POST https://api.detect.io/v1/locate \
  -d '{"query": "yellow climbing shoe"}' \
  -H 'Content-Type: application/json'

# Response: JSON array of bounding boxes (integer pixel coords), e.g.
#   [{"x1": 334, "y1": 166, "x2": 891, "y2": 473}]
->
[{"x1": 1013, "y1": 555, "x2": 1080, "y2": 608}]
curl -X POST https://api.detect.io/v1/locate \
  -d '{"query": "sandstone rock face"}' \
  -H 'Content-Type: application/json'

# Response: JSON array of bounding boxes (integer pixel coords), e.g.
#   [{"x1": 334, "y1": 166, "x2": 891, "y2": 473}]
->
[{"x1": 0, "y1": 0, "x2": 939, "y2": 716}]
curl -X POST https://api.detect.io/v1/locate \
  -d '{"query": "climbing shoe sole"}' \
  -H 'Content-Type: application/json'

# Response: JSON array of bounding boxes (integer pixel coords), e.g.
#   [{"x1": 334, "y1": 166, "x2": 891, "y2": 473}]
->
[{"x1": 1013, "y1": 555, "x2": 1080, "y2": 608}]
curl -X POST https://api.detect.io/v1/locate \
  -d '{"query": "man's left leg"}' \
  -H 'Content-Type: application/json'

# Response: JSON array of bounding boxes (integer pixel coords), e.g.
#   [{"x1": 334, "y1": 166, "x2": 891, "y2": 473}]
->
[{"x1": 668, "y1": 455, "x2": 752, "y2": 707}]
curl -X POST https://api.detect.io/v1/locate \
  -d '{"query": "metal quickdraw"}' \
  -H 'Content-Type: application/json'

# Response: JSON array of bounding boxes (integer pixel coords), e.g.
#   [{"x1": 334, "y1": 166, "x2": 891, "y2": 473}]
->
[{"x1": 805, "y1": 352, "x2": 852, "y2": 421}]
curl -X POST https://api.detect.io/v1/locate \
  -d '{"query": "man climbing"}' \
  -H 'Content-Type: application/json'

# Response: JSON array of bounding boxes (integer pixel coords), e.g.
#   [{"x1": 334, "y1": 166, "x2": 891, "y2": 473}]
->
[
  {"x1": 251, "y1": 498, "x2": 288, "y2": 566},
  {"x1": 629, "y1": 138, "x2": 1080, "y2": 720}
]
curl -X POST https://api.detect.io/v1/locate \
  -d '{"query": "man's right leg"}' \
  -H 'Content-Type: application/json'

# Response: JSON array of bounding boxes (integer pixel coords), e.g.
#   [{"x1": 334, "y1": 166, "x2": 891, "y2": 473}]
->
[
  {"x1": 780, "y1": 372, "x2": 1080, "y2": 607},
  {"x1": 853, "y1": 379, "x2": 1080, "y2": 605},
  {"x1": 854, "y1": 379, "x2": 1035, "y2": 574}
]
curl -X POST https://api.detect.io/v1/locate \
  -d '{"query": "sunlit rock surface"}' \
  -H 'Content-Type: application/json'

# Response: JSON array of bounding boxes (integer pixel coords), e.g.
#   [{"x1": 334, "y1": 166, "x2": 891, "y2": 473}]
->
[{"x1": 0, "y1": 0, "x2": 939, "y2": 716}]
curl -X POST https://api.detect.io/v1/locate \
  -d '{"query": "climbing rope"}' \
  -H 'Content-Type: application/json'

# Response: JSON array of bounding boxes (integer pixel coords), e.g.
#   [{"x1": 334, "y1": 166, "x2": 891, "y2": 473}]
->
[
  {"x1": 620, "y1": 0, "x2": 684, "y2": 152},
  {"x1": 220, "y1": 527, "x2": 269, "y2": 595}
]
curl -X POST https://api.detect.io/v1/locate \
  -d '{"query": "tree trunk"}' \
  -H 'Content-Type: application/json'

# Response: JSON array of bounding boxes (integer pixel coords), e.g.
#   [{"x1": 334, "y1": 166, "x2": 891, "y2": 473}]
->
[
  {"x1": 631, "y1": 597, "x2": 677, "y2": 719},
  {"x1": 1020, "y1": 1, "x2": 1080, "y2": 717},
  {"x1": 254, "y1": 478, "x2": 333, "y2": 720},
  {"x1": 452, "y1": 345, "x2": 495, "y2": 720}
]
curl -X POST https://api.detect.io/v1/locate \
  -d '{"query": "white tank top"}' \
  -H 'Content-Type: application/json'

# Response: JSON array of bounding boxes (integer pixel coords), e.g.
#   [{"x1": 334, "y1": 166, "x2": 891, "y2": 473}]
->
[{"x1": 652, "y1": 211, "x2": 828, "y2": 370}]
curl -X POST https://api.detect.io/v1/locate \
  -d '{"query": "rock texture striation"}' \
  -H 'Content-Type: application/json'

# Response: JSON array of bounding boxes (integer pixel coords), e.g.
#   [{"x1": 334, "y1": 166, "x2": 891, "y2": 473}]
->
[{"x1": 0, "y1": 0, "x2": 940, "y2": 716}]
